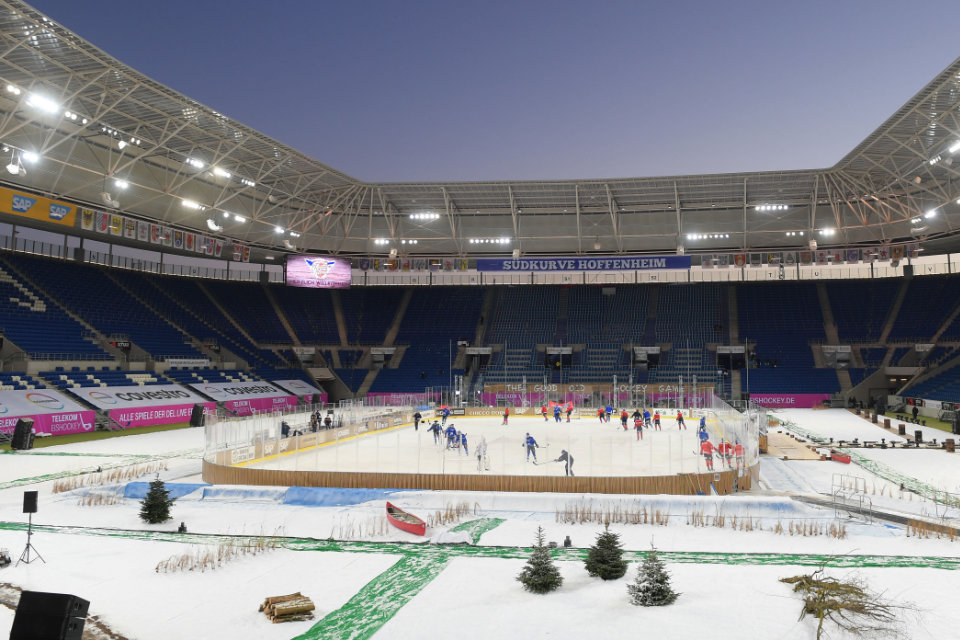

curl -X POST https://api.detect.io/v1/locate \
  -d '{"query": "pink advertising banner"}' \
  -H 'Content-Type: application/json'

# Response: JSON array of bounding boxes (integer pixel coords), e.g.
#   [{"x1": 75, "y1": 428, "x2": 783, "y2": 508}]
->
[
  {"x1": 0, "y1": 389, "x2": 96, "y2": 436},
  {"x1": 749, "y1": 394, "x2": 831, "y2": 409},
  {"x1": 224, "y1": 396, "x2": 298, "y2": 417},
  {"x1": 110, "y1": 402, "x2": 216, "y2": 428}
]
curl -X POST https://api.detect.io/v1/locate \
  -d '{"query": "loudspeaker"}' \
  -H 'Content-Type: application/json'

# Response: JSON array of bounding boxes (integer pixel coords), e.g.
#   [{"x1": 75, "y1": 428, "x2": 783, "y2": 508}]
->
[
  {"x1": 22, "y1": 490, "x2": 37, "y2": 514},
  {"x1": 11, "y1": 417, "x2": 34, "y2": 450},
  {"x1": 189, "y1": 403, "x2": 205, "y2": 427},
  {"x1": 903, "y1": 264, "x2": 914, "y2": 278},
  {"x1": 11, "y1": 591, "x2": 89, "y2": 640},
  {"x1": 72, "y1": 246, "x2": 84, "y2": 262},
  {"x1": 259, "y1": 270, "x2": 270, "y2": 284}
]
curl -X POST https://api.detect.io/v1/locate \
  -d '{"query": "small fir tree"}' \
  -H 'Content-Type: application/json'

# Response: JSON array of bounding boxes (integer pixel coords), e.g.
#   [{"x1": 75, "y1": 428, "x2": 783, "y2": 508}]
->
[
  {"x1": 585, "y1": 523, "x2": 628, "y2": 580},
  {"x1": 139, "y1": 476, "x2": 175, "y2": 524},
  {"x1": 628, "y1": 544, "x2": 679, "y2": 606},
  {"x1": 517, "y1": 526, "x2": 563, "y2": 594}
]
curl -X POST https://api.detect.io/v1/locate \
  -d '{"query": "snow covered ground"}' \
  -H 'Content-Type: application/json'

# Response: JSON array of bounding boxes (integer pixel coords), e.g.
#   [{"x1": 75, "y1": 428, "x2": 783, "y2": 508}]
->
[{"x1": 0, "y1": 409, "x2": 959, "y2": 640}]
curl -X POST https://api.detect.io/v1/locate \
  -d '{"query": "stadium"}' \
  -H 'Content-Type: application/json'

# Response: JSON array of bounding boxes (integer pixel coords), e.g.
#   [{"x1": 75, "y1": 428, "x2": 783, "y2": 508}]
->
[{"x1": 0, "y1": 1, "x2": 959, "y2": 638}]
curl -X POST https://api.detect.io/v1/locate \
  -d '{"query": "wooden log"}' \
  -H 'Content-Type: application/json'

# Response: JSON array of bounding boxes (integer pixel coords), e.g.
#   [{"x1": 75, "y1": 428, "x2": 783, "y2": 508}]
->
[
  {"x1": 272, "y1": 614, "x2": 314, "y2": 623},
  {"x1": 271, "y1": 601, "x2": 315, "y2": 617},
  {"x1": 264, "y1": 592, "x2": 302, "y2": 606}
]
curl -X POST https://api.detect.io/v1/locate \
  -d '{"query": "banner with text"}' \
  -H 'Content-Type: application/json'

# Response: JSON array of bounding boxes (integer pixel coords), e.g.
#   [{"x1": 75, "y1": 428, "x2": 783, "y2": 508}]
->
[
  {"x1": 68, "y1": 384, "x2": 216, "y2": 428},
  {"x1": 0, "y1": 186, "x2": 78, "y2": 227},
  {"x1": 271, "y1": 379, "x2": 326, "y2": 403},
  {"x1": 0, "y1": 390, "x2": 96, "y2": 436},
  {"x1": 476, "y1": 255, "x2": 691, "y2": 272},
  {"x1": 190, "y1": 382, "x2": 297, "y2": 417},
  {"x1": 749, "y1": 394, "x2": 831, "y2": 409}
]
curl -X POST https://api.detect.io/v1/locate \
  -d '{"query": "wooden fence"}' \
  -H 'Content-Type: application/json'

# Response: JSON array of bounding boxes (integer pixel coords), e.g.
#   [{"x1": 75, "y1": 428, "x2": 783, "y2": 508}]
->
[{"x1": 202, "y1": 458, "x2": 756, "y2": 495}]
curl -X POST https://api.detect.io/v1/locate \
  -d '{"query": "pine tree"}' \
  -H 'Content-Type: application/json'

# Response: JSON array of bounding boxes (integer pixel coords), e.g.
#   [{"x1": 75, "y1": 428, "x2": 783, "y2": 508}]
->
[
  {"x1": 517, "y1": 526, "x2": 563, "y2": 594},
  {"x1": 139, "y1": 476, "x2": 175, "y2": 524},
  {"x1": 628, "y1": 544, "x2": 679, "y2": 606},
  {"x1": 585, "y1": 523, "x2": 628, "y2": 580}
]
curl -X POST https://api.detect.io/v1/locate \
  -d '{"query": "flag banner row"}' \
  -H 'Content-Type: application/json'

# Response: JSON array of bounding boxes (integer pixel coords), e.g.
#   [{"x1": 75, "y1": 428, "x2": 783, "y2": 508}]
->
[
  {"x1": 80, "y1": 208, "x2": 240, "y2": 259},
  {"x1": 356, "y1": 257, "x2": 469, "y2": 271},
  {"x1": 701, "y1": 244, "x2": 920, "y2": 268}
]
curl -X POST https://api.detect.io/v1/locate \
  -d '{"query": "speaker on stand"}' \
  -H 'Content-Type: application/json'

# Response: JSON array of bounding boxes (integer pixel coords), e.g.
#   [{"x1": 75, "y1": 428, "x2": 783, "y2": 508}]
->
[
  {"x1": 189, "y1": 403, "x2": 205, "y2": 427},
  {"x1": 11, "y1": 417, "x2": 34, "y2": 450},
  {"x1": 10, "y1": 591, "x2": 89, "y2": 640},
  {"x1": 17, "y1": 490, "x2": 43, "y2": 566}
]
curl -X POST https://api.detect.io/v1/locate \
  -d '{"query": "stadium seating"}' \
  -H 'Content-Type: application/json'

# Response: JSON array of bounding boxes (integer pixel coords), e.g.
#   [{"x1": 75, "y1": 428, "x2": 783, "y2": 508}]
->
[{"x1": 0, "y1": 257, "x2": 111, "y2": 360}]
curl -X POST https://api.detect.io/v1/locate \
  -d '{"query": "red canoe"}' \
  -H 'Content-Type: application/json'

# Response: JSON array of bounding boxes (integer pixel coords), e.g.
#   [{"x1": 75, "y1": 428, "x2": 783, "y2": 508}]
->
[
  {"x1": 386, "y1": 502, "x2": 427, "y2": 536},
  {"x1": 830, "y1": 449, "x2": 851, "y2": 464}
]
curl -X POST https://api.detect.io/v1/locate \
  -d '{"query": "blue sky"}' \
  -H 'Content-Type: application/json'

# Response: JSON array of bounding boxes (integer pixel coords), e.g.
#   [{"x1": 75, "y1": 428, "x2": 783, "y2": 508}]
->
[{"x1": 29, "y1": 1, "x2": 960, "y2": 182}]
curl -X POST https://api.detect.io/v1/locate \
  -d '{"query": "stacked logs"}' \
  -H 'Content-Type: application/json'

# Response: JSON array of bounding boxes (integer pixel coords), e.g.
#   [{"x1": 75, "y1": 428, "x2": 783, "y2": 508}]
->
[{"x1": 258, "y1": 592, "x2": 315, "y2": 623}]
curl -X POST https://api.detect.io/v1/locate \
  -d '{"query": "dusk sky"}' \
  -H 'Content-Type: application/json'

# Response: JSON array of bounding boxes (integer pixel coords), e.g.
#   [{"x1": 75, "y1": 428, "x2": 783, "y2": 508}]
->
[{"x1": 29, "y1": 1, "x2": 960, "y2": 183}]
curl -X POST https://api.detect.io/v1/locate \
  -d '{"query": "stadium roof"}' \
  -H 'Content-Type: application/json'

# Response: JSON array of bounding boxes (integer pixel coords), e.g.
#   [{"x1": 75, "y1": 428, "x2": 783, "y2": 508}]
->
[{"x1": 0, "y1": 0, "x2": 959, "y2": 260}]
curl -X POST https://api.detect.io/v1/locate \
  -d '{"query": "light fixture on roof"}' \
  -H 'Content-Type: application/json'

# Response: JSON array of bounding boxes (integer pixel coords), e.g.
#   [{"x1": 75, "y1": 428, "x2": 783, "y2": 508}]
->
[
  {"x1": 182, "y1": 199, "x2": 205, "y2": 211},
  {"x1": 924, "y1": 209, "x2": 936, "y2": 219},
  {"x1": 240, "y1": 178, "x2": 255, "y2": 188},
  {"x1": 185, "y1": 157, "x2": 205, "y2": 169},
  {"x1": 409, "y1": 212, "x2": 439, "y2": 221},
  {"x1": 373, "y1": 238, "x2": 389, "y2": 245},
  {"x1": 274, "y1": 226, "x2": 284, "y2": 233},
  {"x1": 25, "y1": 93, "x2": 59, "y2": 114},
  {"x1": 5, "y1": 150, "x2": 23, "y2": 176},
  {"x1": 819, "y1": 228, "x2": 835, "y2": 237},
  {"x1": 113, "y1": 179, "x2": 128, "y2": 190},
  {"x1": 756, "y1": 204, "x2": 789, "y2": 212},
  {"x1": 117, "y1": 140, "x2": 127, "y2": 150},
  {"x1": 234, "y1": 214, "x2": 246, "y2": 223},
  {"x1": 206, "y1": 218, "x2": 223, "y2": 232},
  {"x1": 213, "y1": 167, "x2": 231, "y2": 179},
  {"x1": 949, "y1": 141, "x2": 960, "y2": 154},
  {"x1": 289, "y1": 231, "x2": 300, "y2": 238},
  {"x1": 5, "y1": 84, "x2": 20, "y2": 95},
  {"x1": 20, "y1": 150, "x2": 39, "y2": 164}
]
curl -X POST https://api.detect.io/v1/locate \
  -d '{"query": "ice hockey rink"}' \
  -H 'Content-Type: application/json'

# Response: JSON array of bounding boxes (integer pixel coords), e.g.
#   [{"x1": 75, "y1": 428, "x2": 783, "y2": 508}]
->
[{"x1": 244, "y1": 413, "x2": 744, "y2": 478}]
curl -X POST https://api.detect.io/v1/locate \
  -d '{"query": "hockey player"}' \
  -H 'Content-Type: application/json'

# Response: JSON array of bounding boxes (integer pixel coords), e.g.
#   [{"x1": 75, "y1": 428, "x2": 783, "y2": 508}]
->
[
  {"x1": 554, "y1": 405, "x2": 562, "y2": 422},
  {"x1": 523, "y1": 432, "x2": 540, "y2": 462},
  {"x1": 653, "y1": 410, "x2": 661, "y2": 430},
  {"x1": 460, "y1": 431, "x2": 469, "y2": 456},
  {"x1": 634, "y1": 415, "x2": 643, "y2": 440},
  {"x1": 604, "y1": 405, "x2": 613, "y2": 422},
  {"x1": 719, "y1": 440, "x2": 734, "y2": 468},
  {"x1": 699, "y1": 415, "x2": 706, "y2": 432},
  {"x1": 554, "y1": 449, "x2": 575, "y2": 476},
  {"x1": 502, "y1": 406, "x2": 510, "y2": 425},
  {"x1": 413, "y1": 410, "x2": 422, "y2": 431},
  {"x1": 698, "y1": 423, "x2": 709, "y2": 443},
  {"x1": 565, "y1": 403, "x2": 573, "y2": 422},
  {"x1": 541, "y1": 405, "x2": 549, "y2": 421},
  {"x1": 597, "y1": 407, "x2": 606, "y2": 423},
  {"x1": 734, "y1": 440, "x2": 745, "y2": 470},
  {"x1": 441, "y1": 406, "x2": 451, "y2": 426},
  {"x1": 643, "y1": 408, "x2": 652, "y2": 428},
  {"x1": 620, "y1": 409, "x2": 629, "y2": 431},
  {"x1": 445, "y1": 423, "x2": 457, "y2": 448},
  {"x1": 476, "y1": 435, "x2": 489, "y2": 472},
  {"x1": 429, "y1": 420, "x2": 442, "y2": 444},
  {"x1": 676, "y1": 410, "x2": 686, "y2": 429},
  {"x1": 700, "y1": 438, "x2": 716, "y2": 470}
]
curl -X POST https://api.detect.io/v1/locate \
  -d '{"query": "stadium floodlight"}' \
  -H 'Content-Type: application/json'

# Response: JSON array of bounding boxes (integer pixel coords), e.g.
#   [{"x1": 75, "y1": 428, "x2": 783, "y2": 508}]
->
[
  {"x1": 25, "y1": 93, "x2": 59, "y2": 114},
  {"x1": 289, "y1": 231, "x2": 300, "y2": 238},
  {"x1": 117, "y1": 140, "x2": 127, "y2": 149},
  {"x1": 185, "y1": 157, "x2": 205, "y2": 169},
  {"x1": 240, "y1": 178, "x2": 256, "y2": 187},
  {"x1": 181, "y1": 199, "x2": 205, "y2": 210},
  {"x1": 114, "y1": 179, "x2": 128, "y2": 190},
  {"x1": 20, "y1": 151, "x2": 39, "y2": 164},
  {"x1": 213, "y1": 167, "x2": 231, "y2": 179},
  {"x1": 950, "y1": 141, "x2": 960, "y2": 154},
  {"x1": 234, "y1": 214, "x2": 246, "y2": 222},
  {"x1": 924, "y1": 210, "x2": 936, "y2": 219},
  {"x1": 5, "y1": 84, "x2": 20, "y2": 95},
  {"x1": 274, "y1": 226, "x2": 284, "y2": 233}
]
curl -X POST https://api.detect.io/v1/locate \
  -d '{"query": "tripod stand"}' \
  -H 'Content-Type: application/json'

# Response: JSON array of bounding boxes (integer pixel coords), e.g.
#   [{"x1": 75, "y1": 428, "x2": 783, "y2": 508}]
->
[{"x1": 17, "y1": 512, "x2": 44, "y2": 566}]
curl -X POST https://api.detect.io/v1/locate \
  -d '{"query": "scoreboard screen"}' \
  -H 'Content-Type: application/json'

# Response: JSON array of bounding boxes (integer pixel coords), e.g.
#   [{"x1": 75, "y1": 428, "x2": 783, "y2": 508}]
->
[{"x1": 285, "y1": 255, "x2": 351, "y2": 289}]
